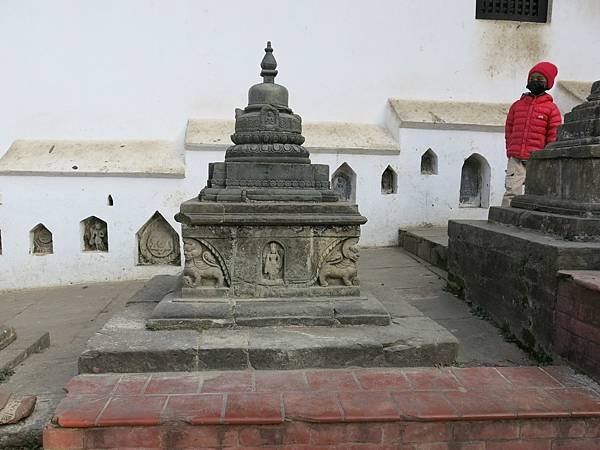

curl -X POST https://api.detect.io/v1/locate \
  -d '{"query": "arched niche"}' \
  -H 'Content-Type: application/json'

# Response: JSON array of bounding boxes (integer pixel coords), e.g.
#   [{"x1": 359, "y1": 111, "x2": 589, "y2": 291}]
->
[
  {"x1": 137, "y1": 211, "x2": 181, "y2": 266},
  {"x1": 421, "y1": 148, "x2": 438, "y2": 175},
  {"x1": 331, "y1": 162, "x2": 357, "y2": 203},
  {"x1": 81, "y1": 216, "x2": 108, "y2": 252},
  {"x1": 381, "y1": 165, "x2": 397, "y2": 194},
  {"x1": 459, "y1": 153, "x2": 491, "y2": 208},
  {"x1": 30, "y1": 223, "x2": 53, "y2": 255}
]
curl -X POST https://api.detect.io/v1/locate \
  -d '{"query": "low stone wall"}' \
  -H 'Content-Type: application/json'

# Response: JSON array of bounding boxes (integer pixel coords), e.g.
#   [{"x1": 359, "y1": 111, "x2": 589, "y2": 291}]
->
[
  {"x1": 555, "y1": 271, "x2": 600, "y2": 382},
  {"x1": 447, "y1": 220, "x2": 600, "y2": 360}
]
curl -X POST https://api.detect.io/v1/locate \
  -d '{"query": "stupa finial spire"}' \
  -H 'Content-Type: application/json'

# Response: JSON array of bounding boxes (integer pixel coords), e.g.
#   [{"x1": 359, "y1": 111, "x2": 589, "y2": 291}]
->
[{"x1": 260, "y1": 41, "x2": 278, "y2": 83}]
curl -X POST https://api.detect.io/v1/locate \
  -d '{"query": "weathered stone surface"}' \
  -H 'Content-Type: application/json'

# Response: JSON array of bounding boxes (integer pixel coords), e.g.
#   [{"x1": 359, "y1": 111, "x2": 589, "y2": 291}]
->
[
  {"x1": 398, "y1": 227, "x2": 448, "y2": 270},
  {"x1": 489, "y1": 206, "x2": 600, "y2": 241},
  {"x1": 148, "y1": 295, "x2": 390, "y2": 329},
  {"x1": 0, "y1": 325, "x2": 16, "y2": 351},
  {"x1": 0, "y1": 330, "x2": 49, "y2": 373},
  {"x1": 448, "y1": 219, "x2": 600, "y2": 356},
  {"x1": 80, "y1": 282, "x2": 457, "y2": 373}
]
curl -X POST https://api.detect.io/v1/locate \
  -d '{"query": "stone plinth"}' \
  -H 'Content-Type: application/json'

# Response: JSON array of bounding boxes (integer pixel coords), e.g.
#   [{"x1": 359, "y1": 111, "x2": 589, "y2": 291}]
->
[{"x1": 448, "y1": 81, "x2": 600, "y2": 358}]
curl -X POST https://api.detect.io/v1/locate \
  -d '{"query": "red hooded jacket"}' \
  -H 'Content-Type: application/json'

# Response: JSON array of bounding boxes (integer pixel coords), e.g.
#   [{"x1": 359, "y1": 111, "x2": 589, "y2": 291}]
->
[{"x1": 505, "y1": 92, "x2": 562, "y2": 160}]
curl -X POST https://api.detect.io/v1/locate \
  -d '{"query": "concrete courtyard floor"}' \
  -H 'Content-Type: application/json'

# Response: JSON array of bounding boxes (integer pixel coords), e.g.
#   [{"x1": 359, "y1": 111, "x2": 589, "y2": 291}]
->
[{"x1": 0, "y1": 246, "x2": 533, "y2": 447}]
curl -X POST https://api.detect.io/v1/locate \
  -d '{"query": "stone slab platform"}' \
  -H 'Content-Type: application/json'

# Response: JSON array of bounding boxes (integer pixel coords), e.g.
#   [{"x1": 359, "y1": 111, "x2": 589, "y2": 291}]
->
[
  {"x1": 148, "y1": 294, "x2": 391, "y2": 329},
  {"x1": 79, "y1": 302, "x2": 457, "y2": 373},
  {"x1": 398, "y1": 226, "x2": 448, "y2": 270},
  {"x1": 44, "y1": 366, "x2": 600, "y2": 449}
]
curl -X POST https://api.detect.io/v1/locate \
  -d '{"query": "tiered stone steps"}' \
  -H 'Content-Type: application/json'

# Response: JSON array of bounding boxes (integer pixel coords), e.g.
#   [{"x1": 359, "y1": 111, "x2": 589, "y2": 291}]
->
[{"x1": 44, "y1": 366, "x2": 600, "y2": 449}]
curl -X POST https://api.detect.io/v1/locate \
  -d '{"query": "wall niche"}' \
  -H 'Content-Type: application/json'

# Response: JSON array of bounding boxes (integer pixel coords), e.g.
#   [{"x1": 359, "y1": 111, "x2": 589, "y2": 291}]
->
[
  {"x1": 459, "y1": 153, "x2": 491, "y2": 208},
  {"x1": 81, "y1": 216, "x2": 108, "y2": 252},
  {"x1": 137, "y1": 211, "x2": 181, "y2": 266},
  {"x1": 421, "y1": 148, "x2": 438, "y2": 175},
  {"x1": 331, "y1": 162, "x2": 357, "y2": 202},
  {"x1": 381, "y1": 165, "x2": 397, "y2": 194},
  {"x1": 31, "y1": 223, "x2": 53, "y2": 255}
]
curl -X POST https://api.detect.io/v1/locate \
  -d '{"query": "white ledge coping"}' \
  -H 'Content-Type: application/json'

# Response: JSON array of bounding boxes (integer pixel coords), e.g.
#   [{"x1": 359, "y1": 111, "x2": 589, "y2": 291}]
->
[
  {"x1": 558, "y1": 80, "x2": 594, "y2": 102},
  {"x1": 388, "y1": 99, "x2": 510, "y2": 132},
  {"x1": 0, "y1": 140, "x2": 184, "y2": 178},
  {"x1": 185, "y1": 119, "x2": 399, "y2": 155}
]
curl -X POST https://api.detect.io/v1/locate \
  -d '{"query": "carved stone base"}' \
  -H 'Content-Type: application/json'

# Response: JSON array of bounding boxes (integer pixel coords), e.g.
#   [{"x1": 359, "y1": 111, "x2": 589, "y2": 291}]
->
[{"x1": 147, "y1": 294, "x2": 390, "y2": 330}]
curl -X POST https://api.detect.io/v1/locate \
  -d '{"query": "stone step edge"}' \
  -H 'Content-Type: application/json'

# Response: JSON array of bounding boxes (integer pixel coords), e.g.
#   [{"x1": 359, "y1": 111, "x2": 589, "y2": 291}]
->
[
  {"x1": 43, "y1": 417, "x2": 600, "y2": 450},
  {"x1": 398, "y1": 228, "x2": 448, "y2": 270},
  {"x1": 558, "y1": 270, "x2": 600, "y2": 293},
  {"x1": 0, "y1": 330, "x2": 50, "y2": 373}
]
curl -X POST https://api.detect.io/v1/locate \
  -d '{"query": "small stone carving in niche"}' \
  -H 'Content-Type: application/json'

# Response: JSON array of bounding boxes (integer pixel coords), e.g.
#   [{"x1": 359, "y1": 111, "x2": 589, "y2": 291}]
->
[
  {"x1": 137, "y1": 212, "x2": 181, "y2": 266},
  {"x1": 31, "y1": 223, "x2": 53, "y2": 255},
  {"x1": 421, "y1": 149, "x2": 438, "y2": 175},
  {"x1": 82, "y1": 216, "x2": 108, "y2": 252},
  {"x1": 182, "y1": 238, "x2": 227, "y2": 288},
  {"x1": 459, "y1": 153, "x2": 491, "y2": 208},
  {"x1": 381, "y1": 165, "x2": 397, "y2": 194},
  {"x1": 318, "y1": 238, "x2": 360, "y2": 287},
  {"x1": 262, "y1": 241, "x2": 284, "y2": 283},
  {"x1": 331, "y1": 163, "x2": 356, "y2": 202},
  {"x1": 260, "y1": 105, "x2": 280, "y2": 129}
]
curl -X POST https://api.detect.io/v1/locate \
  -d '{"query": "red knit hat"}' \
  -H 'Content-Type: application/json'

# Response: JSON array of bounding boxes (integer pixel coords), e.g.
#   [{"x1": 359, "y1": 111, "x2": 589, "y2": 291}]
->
[{"x1": 529, "y1": 61, "x2": 558, "y2": 89}]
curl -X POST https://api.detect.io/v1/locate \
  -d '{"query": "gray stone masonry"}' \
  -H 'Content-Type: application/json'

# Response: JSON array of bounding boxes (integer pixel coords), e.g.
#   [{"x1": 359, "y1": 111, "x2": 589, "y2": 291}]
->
[
  {"x1": 149, "y1": 43, "x2": 396, "y2": 335},
  {"x1": 448, "y1": 80, "x2": 600, "y2": 359}
]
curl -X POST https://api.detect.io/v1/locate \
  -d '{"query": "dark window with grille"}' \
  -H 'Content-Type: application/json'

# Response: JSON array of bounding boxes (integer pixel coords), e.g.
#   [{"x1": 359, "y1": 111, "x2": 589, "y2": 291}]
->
[{"x1": 476, "y1": 0, "x2": 550, "y2": 23}]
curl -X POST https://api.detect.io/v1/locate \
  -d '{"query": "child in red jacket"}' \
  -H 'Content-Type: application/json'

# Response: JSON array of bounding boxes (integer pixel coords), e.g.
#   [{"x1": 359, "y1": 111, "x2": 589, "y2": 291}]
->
[{"x1": 502, "y1": 61, "x2": 562, "y2": 206}]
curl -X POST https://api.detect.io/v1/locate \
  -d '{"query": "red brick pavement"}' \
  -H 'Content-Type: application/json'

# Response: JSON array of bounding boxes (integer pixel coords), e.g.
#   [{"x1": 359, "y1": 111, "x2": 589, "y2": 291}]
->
[{"x1": 44, "y1": 366, "x2": 600, "y2": 449}]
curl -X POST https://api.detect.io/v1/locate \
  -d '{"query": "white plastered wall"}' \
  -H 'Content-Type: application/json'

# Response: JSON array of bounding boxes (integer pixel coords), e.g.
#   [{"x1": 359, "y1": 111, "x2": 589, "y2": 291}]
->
[{"x1": 0, "y1": 0, "x2": 599, "y2": 157}]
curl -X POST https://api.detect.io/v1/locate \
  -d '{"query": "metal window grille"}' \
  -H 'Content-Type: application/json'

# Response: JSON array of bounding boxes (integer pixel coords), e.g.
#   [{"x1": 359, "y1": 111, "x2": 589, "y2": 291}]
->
[{"x1": 476, "y1": 0, "x2": 549, "y2": 23}]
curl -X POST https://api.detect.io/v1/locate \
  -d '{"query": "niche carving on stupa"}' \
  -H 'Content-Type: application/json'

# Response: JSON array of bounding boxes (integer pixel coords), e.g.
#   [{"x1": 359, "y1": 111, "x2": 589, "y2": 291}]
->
[
  {"x1": 137, "y1": 212, "x2": 181, "y2": 266},
  {"x1": 31, "y1": 223, "x2": 53, "y2": 255},
  {"x1": 182, "y1": 238, "x2": 229, "y2": 288},
  {"x1": 318, "y1": 238, "x2": 360, "y2": 287},
  {"x1": 262, "y1": 241, "x2": 284, "y2": 283},
  {"x1": 260, "y1": 105, "x2": 280, "y2": 129},
  {"x1": 81, "y1": 216, "x2": 108, "y2": 252}
]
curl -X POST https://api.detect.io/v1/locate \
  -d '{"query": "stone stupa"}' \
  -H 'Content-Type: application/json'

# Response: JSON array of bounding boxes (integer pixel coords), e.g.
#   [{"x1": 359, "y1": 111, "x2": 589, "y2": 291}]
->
[
  {"x1": 79, "y1": 43, "x2": 457, "y2": 373},
  {"x1": 148, "y1": 42, "x2": 388, "y2": 328}
]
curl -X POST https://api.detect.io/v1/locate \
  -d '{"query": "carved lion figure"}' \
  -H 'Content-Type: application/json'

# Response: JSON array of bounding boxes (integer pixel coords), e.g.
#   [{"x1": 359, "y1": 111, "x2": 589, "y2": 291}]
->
[
  {"x1": 182, "y1": 239, "x2": 225, "y2": 288},
  {"x1": 318, "y1": 238, "x2": 360, "y2": 287}
]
